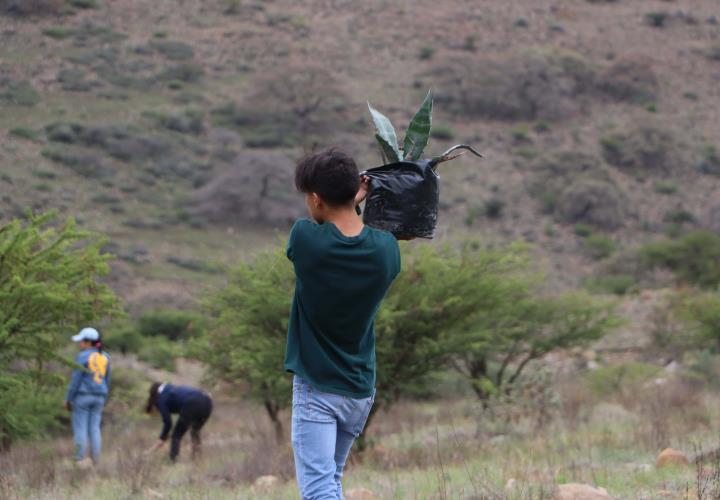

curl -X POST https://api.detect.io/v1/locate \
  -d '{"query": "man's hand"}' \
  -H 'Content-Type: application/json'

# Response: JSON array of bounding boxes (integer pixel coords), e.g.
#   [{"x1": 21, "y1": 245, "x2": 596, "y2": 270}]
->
[
  {"x1": 354, "y1": 175, "x2": 371, "y2": 207},
  {"x1": 64, "y1": 400, "x2": 71, "y2": 411}
]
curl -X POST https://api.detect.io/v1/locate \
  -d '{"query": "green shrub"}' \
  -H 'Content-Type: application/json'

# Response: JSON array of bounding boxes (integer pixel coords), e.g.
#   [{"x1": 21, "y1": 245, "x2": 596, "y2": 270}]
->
[
  {"x1": 2, "y1": 0, "x2": 65, "y2": 16},
  {"x1": 484, "y1": 198, "x2": 505, "y2": 219},
  {"x1": 584, "y1": 234, "x2": 616, "y2": 260},
  {"x1": 0, "y1": 379, "x2": 65, "y2": 446},
  {"x1": 654, "y1": 181, "x2": 678, "y2": 195},
  {"x1": 639, "y1": 231, "x2": 720, "y2": 288},
  {"x1": 464, "y1": 205, "x2": 483, "y2": 226},
  {"x1": 515, "y1": 147, "x2": 539, "y2": 160},
  {"x1": 600, "y1": 125, "x2": 681, "y2": 174},
  {"x1": 32, "y1": 170, "x2": 56, "y2": 179},
  {"x1": 696, "y1": 145, "x2": 720, "y2": 176},
  {"x1": 90, "y1": 193, "x2": 120, "y2": 204},
  {"x1": 69, "y1": 0, "x2": 97, "y2": 8},
  {"x1": 539, "y1": 192, "x2": 557, "y2": 215},
  {"x1": 527, "y1": 151, "x2": 627, "y2": 229},
  {"x1": 1, "y1": 80, "x2": 40, "y2": 106},
  {"x1": 41, "y1": 147, "x2": 109, "y2": 178},
  {"x1": 103, "y1": 325, "x2": 143, "y2": 354},
  {"x1": 583, "y1": 275, "x2": 636, "y2": 295},
  {"x1": 9, "y1": 127, "x2": 39, "y2": 141},
  {"x1": 584, "y1": 362, "x2": 661, "y2": 397},
  {"x1": 138, "y1": 310, "x2": 202, "y2": 341},
  {"x1": 157, "y1": 63, "x2": 204, "y2": 83},
  {"x1": 706, "y1": 45, "x2": 720, "y2": 61},
  {"x1": 149, "y1": 40, "x2": 195, "y2": 61},
  {"x1": 430, "y1": 124, "x2": 454, "y2": 140},
  {"x1": 509, "y1": 123, "x2": 531, "y2": 142},
  {"x1": 136, "y1": 337, "x2": 180, "y2": 372},
  {"x1": 71, "y1": 23, "x2": 126, "y2": 44},
  {"x1": 664, "y1": 208, "x2": 694, "y2": 224},
  {"x1": 42, "y1": 26, "x2": 70, "y2": 39},
  {"x1": 574, "y1": 224, "x2": 593, "y2": 237},
  {"x1": 144, "y1": 109, "x2": 204, "y2": 134},
  {"x1": 57, "y1": 68, "x2": 85, "y2": 84},
  {"x1": 418, "y1": 47, "x2": 435, "y2": 60},
  {"x1": 675, "y1": 292, "x2": 720, "y2": 350},
  {"x1": 102, "y1": 364, "x2": 149, "y2": 409},
  {"x1": 224, "y1": 0, "x2": 243, "y2": 14},
  {"x1": 645, "y1": 11, "x2": 669, "y2": 28}
]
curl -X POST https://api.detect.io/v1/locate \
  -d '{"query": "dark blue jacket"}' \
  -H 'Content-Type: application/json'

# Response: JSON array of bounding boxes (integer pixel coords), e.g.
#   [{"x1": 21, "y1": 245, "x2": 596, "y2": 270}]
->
[
  {"x1": 156, "y1": 384, "x2": 206, "y2": 440},
  {"x1": 65, "y1": 348, "x2": 111, "y2": 402}
]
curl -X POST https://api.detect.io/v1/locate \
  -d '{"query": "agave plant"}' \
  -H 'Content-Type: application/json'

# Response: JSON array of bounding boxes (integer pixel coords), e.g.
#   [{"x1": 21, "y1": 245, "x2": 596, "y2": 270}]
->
[{"x1": 367, "y1": 90, "x2": 482, "y2": 167}]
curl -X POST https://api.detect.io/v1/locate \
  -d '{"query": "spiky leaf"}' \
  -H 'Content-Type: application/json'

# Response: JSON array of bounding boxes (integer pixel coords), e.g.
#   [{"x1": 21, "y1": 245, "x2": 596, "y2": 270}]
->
[
  {"x1": 429, "y1": 144, "x2": 483, "y2": 169},
  {"x1": 368, "y1": 102, "x2": 401, "y2": 163},
  {"x1": 403, "y1": 90, "x2": 433, "y2": 161},
  {"x1": 375, "y1": 134, "x2": 399, "y2": 165}
]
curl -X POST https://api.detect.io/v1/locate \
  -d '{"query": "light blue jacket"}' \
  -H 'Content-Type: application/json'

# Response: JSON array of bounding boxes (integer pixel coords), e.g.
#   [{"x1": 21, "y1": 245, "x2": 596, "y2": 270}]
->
[{"x1": 65, "y1": 348, "x2": 111, "y2": 402}]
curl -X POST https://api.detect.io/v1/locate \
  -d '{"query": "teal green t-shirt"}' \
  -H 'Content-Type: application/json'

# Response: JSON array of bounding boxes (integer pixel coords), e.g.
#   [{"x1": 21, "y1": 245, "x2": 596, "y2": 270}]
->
[{"x1": 284, "y1": 218, "x2": 401, "y2": 398}]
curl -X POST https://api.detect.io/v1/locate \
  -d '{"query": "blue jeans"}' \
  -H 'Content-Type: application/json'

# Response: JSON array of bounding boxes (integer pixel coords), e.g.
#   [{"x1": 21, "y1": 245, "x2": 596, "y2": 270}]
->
[
  {"x1": 291, "y1": 376, "x2": 375, "y2": 500},
  {"x1": 71, "y1": 393, "x2": 105, "y2": 463}
]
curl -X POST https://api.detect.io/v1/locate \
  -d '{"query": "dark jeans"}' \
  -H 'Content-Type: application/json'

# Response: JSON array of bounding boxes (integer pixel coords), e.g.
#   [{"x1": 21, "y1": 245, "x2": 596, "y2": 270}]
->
[{"x1": 170, "y1": 394, "x2": 212, "y2": 461}]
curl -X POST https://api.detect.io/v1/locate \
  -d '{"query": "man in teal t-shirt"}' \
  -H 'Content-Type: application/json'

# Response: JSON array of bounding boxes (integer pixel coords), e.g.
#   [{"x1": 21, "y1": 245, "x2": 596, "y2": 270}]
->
[{"x1": 285, "y1": 148, "x2": 401, "y2": 499}]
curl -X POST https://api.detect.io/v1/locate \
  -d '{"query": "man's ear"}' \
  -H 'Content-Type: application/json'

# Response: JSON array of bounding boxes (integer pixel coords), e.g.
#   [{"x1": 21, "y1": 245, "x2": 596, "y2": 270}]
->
[{"x1": 310, "y1": 193, "x2": 322, "y2": 209}]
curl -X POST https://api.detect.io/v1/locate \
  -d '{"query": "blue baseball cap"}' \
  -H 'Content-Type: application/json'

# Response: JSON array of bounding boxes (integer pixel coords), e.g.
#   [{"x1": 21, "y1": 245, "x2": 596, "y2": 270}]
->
[{"x1": 72, "y1": 327, "x2": 100, "y2": 342}]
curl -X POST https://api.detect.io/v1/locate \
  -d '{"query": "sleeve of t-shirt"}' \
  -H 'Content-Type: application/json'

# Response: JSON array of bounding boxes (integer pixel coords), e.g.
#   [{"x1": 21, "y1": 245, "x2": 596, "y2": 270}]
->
[
  {"x1": 65, "y1": 352, "x2": 85, "y2": 402},
  {"x1": 286, "y1": 219, "x2": 311, "y2": 262},
  {"x1": 392, "y1": 238, "x2": 401, "y2": 278},
  {"x1": 104, "y1": 356, "x2": 111, "y2": 394},
  {"x1": 157, "y1": 398, "x2": 173, "y2": 441},
  {"x1": 286, "y1": 220, "x2": 298, "y2": 261}
]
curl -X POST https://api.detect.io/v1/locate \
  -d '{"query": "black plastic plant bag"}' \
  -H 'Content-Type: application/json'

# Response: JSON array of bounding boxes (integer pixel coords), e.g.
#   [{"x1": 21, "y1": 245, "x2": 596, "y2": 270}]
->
[{"x1": 362, "y1": 159, "x2": 439, "y2": 239}]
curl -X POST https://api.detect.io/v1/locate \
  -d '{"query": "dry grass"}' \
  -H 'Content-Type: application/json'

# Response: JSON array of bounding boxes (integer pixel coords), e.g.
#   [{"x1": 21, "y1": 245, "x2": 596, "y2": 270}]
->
[{"x1": 2, "y1": 365, "x2": 718, "y2": 499}]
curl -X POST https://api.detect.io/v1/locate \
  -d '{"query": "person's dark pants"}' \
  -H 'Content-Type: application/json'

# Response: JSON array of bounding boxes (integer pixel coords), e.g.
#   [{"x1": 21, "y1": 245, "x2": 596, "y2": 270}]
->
[{"x1": 170, "y1": 394, "x2": 212, "y2": 461}]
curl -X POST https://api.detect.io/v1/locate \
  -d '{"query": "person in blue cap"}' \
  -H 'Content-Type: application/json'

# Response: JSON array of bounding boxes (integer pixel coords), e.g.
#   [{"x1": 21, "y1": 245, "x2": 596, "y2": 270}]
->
[{"x1": 64, "y1": 327, "x2": 111, "y2": 467}]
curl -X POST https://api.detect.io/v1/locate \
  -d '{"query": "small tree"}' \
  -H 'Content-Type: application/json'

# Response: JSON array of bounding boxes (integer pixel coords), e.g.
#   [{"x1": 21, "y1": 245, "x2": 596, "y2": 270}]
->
[
  {"x1": 372, "y1": 242, "x2": 529, "y2": 422},
  {"x1": 674, "y1": 291, "x2": 720, "y2": 350},
  {"x1": 453, "y1": 291, "x2": 619, "y2": 399},
  {"x1": 211, "y1": 63, "x2": 350, "y2": 146},
  {"x1": 194, "y1": 248, "x2": 294, "y2": 441},
  {"x1": 640, "y1": 230, "x2": 720, "y2": 288},
  {"x1": 0, "y1": 211, "x2": 118, "y2": 448}
]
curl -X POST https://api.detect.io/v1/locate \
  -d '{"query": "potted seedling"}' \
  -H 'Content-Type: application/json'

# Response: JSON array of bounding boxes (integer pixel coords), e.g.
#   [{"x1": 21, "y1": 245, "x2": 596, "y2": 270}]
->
[{"x1": 362, "y1": 90, "x2": 482, "y2": 238}]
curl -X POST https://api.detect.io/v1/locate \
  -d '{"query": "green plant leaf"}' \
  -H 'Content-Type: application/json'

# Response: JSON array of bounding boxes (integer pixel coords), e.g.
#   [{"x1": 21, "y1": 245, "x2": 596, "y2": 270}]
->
[
  {"x1": 403, "y1": 90, "x2": 433, "y2": 161},
  {"x1": 375, "y1": 134, "x2": 398, "y2": 165},
  {"x1": 368, "y1": 102, "x2": 400, "y2": 163}
]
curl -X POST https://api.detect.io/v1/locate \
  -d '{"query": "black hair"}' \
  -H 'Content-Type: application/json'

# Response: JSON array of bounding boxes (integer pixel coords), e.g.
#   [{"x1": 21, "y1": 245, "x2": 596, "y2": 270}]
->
[
  {"x1": 294, "y1": 148, "x2": 360, "y2": 206},
  {"x1": 146, "y1": 382, "x2": 161, "y2": 414}
]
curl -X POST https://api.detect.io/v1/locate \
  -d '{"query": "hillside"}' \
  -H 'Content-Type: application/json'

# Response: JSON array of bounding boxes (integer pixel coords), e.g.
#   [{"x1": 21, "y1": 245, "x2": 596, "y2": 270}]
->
[{"x1": 2, "y1": 0, "x2": 720, "y2": 311}]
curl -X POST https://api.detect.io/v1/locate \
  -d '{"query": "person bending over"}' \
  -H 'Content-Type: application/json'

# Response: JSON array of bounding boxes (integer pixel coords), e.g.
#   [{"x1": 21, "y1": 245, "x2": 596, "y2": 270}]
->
[
  {"x1": 145, "y1": 382, "x2": 213, "y2": 462},
  {"x1": 286, "y1": 148, "x2": 403, "y2": 499}
]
